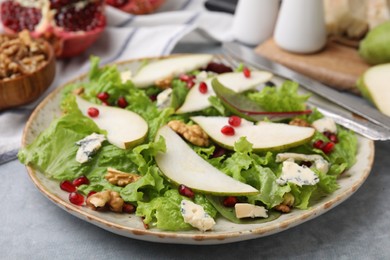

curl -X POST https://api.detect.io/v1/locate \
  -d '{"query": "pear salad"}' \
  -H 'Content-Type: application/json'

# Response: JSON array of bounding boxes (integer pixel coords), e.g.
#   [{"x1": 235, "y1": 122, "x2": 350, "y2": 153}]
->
[{"x1": 19, "y1": 55, "x2": 358, "y2": 232}]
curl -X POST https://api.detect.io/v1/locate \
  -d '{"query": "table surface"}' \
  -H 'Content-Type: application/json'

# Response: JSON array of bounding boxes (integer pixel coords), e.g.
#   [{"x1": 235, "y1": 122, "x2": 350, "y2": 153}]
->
[{"x1": 1, "y1": 43, "x2": 390, "y2": 260}]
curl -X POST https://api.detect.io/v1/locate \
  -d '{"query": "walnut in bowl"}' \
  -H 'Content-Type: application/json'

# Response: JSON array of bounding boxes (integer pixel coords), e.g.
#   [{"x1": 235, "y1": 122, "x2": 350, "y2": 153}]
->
[{"x1": 0, "y1": 31, "x2": 56, "y2": 110}]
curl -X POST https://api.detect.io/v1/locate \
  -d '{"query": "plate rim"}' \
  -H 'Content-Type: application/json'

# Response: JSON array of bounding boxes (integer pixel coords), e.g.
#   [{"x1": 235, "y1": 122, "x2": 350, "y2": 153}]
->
[{"x1": 21, "y1": 55, "x2": 376, "y2": 244}]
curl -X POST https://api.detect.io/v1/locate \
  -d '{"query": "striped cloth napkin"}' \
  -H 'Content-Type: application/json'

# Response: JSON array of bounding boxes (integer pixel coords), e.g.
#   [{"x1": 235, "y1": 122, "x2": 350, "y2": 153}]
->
[{"x1": 0, "y1": 0, "x2": 234, "y2": 164}]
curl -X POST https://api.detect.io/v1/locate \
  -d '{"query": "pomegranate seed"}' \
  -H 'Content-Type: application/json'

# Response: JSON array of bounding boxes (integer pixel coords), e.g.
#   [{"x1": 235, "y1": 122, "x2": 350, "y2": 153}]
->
[
  {"x1": 117, "y1": 96, "x2": 128, "y2": 108},
  {"x1": 243, "y1": 67, "x2": 251, "y2": 78},
  {"x1": 228, "y1": 116, "x2": 242, "y2": 127},
  {"x1": 322, "y1": 142, "x2": 335, "y2": 154},
  {"x1": 223, "y1": 196, "x2": 238, "y2": 207},
  {"x1": 101, "y1": 101, "x2": 110, "y2": 106},
  {"x1": 187, "y1": 80, "x2": 195, "y2": 89},
  {"x1": 221, "y1": 125, "x2": 235, "y2": 136},
  {"x1": 313, "y1": 140, "x2": 324, "y2": 149},
  {"x1": 178, "y1": 184, "x2": 195, "y2": 199},
  {"x1": 69, "y1": 192, "x2": 85, "y2": 206},
  {"x1": 323, "y1": 131, "x2": 338, "y2": 143},
  {"x1": 149, "y1": 94, "x2": 157, "y2": 102},
  {"x1": 198, "y1": 81, "x2": 208, "y2": 94},
  {"x1": 87, "y1": 107, "x2": 99, "y2": 117},
  {"x1": 87, "y1": 191, "x2": 97, "y2": 198},
  {"x1": 179, "y1": 74, "x2": 191, "y2": 82},
  {"x1": 212, "y1": 146, "x2": 226, "y2": 158},
  {"x1": 122, "y1": 203, "x2": 136, "y2": 213},
  {"x1": 72, "y1": 176, "x2": 89, "y2": 187},
  {"x1": 97, "y1": 92, "x2": 109, "y2": 101},
  {"x1": 60, "y1": 180, "x2": 76, "y2": 193}
]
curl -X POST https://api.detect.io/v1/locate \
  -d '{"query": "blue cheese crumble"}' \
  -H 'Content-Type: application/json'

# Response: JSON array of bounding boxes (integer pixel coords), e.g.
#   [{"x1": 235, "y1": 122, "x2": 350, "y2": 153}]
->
[
  {"x1": 75, "y1": 133, "x2": 106, "y2": 163},
  {"x1": 276, "y1": 161, "x2": 320, "y2": 186},
  {"x1": 180, "y1": 200, "x2": 215, "y2": 232}
]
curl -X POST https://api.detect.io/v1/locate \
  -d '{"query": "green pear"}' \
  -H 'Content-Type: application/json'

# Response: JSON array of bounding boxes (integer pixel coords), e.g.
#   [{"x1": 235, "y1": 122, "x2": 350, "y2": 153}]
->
[
  {"x1": 75, "y1": 96, "x2": 148, "y2": 149},
  {"x1": 191, "y1": 116, "x2": 315, "y2": 152},
  {"x1": 177, "y1": 71, "x2": 273, "y2": 114},
  {"x1": 132, "y1": 54, "x2": 213, "y2": 88},
  {"x1": 155, "y1": 126, "x2": 259, "y2": 196},
  {"x1": 359, "y1": 21, "x2": 390, "y2": 65},
  {"x1": 356, "y1": 63, "x2": 390, "y2": 116}
]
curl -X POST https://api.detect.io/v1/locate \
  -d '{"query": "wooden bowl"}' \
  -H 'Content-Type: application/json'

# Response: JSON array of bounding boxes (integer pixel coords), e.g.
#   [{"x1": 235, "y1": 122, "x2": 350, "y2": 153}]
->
[{"x1": 0, "y1": 38, "x2": 56, "y2": 110}]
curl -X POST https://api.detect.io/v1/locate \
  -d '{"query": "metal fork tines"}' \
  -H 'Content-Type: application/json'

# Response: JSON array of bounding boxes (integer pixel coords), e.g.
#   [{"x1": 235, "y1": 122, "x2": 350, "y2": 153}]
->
[{"x1": 216, "y1": 53, "x2": 390, "y2": 141}]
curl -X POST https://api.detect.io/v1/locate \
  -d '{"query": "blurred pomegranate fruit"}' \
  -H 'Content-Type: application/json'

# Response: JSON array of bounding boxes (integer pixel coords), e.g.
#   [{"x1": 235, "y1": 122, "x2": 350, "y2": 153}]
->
[
  {"x1": 105, "y1": 0, "x2": 165, "y2": 14},
  {"x1": 0, "y1": 0, "x2": 106, "y2": 58}
]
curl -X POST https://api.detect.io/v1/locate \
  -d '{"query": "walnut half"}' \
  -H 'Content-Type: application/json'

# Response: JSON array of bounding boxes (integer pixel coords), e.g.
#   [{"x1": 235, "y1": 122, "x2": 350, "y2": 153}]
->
[
  {"x1": 105, "y1": 167, "x2": 141, "y2": 187},
  {"x1": 168, "y1": 120, "x2": 209, "y2": 147},
  {"x1": 86, "y1": 190, "x2": 124, "y2": 213}
]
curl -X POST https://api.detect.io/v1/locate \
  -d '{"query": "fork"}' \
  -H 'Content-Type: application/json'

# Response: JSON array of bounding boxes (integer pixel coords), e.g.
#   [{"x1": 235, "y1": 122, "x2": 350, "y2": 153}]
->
[{"x1": 215, "y1": 53, "x2": 390, "y2": 141}]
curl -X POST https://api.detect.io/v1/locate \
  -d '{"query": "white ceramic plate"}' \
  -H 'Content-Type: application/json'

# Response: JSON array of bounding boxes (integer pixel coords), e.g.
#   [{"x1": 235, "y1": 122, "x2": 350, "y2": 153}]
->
[{"x1": 22, "y1": 56, "x2": 375, "y2": 245}]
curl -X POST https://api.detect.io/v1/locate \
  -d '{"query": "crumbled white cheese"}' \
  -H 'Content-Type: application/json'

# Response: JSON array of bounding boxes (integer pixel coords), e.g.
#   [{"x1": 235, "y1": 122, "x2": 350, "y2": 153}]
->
[
  {"x1": 234, "y1": 203, "x2": 268, "y2": 219},
  {"x1": 156, "y1": 88, "x2": 172, "y2": 109},
  {"x1": 75, "y1": 133, "x2": 106, "y2": 164},
  {"x1": 195, "y1": 71, "x2": 209, "y2": 83},
  {"x1": 121, "y1": 70, "x2": 132, "y2": 83},
  {"x1": 276, "y1": 152, "x2": 330, "y2": 174},
  {"x1": 312, "y1": 117, "x2": 337, "y2": 133},
  {"x1": 180, "y1": 200, "x2": 215, "y2": 232},
  {"x1": 276, "y1": 161, "x2": 320, "y2": 186}
]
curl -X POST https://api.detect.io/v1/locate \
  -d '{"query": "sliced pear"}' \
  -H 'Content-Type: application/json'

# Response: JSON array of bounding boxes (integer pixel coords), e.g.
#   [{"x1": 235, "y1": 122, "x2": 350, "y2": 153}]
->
[
  {"x1": 356, "y1": 63, "x2": 390, "y2": 116},
  {"x1": 191, "y1": 116, "x2": 315, "y2": 152},
  {"x1": 132, "y1": 54, "x2": 213, "y2": 88},
  {"x1": 155, "y1": 126, "x2": 259, "y2": 196},
  {"x1": 75, "y1": 96, "x2": 148, "y2": 149},
  {"x1": 177, "y1": 71, "x2": 273, "y2": 114}
]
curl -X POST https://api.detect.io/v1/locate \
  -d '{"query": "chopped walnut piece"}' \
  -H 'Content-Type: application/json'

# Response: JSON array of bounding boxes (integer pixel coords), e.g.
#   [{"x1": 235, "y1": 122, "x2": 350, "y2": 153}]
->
[
  {"x1": 155, "y1": 75, "x2": 173, "y2": 89},
  {"x1": 274, "y1": 204, "x2": 291, "y2": 213},
  {"x1": 86, "y1": 190, "x2": 124, "y2": 213},
  {"x1": 105, "y1": 167, "x2": 141, "y2": 187},
  {"x1": 168, "y1": 120, "x2": 209, "y2": 147},
  {"x1": 274, "y1": 193, "x2": 295, "y2": 213},
  {"x1": 289, "y1": 118, "x2": 311, "y2": 127},
  {"x1": 72, "y1": 87, "x2": 85, "y2": 95}
]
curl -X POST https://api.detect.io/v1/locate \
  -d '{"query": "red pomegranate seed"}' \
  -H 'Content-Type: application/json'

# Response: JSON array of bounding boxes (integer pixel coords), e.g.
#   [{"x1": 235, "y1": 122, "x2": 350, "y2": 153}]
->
[
  {"x1": 72, "y1": 176, "x2": 90, "y2": 187},
  {"x1": 69, "y1": 192, "x2": 85, "y2": 206},
  {"x1": 223, "y1": 196, "x2": 238, "y2": 207},
  {"x1": 212, "y1": 146, "x2": 226, "y2": 158},
  {"x1": 178, "y1": 184, "x2": 195, "y2": 199},
  {"x1": 313, "y1": 140, "x2": 324, "y2": 149},
  {"x1": 117, "y1": 96, "x2": 128, "y2": 108},
  {"x1": 149, "y1": 94, "x2": 157, "y2": 102},
  {"x1": 122, "y1": 203, "x2": 136, "y2": 213},
  {"x1": 205, "y1": 62, "x2": 233, "y2": 74},
  {"x1": 221, "y1": 125, "x2": 235, "y2": 136},
  {"x1": 228, "y1": 116, "x2": 242, "y2": 127},
  {"x1": 60, "y1": 180, "x2": 76, "y2": 193},
  {"x1": 87, "y1": 191, "x2": 97, "y2": 198},
  {"x1": 329, "y1": 134, "x2": 338, "y2": 143},
  {"x1": 187, "y1": 79, "x2": 195, "y2": 89},
  {"x1": 322, "y1": 142, "x2": 335, "y2": 154},
  {"x1": 243, "y1": 67, "x2": 251, "y2": 78},
  {"x1": 199, "y1": 81, "x2": 208, "y2": 94},
  {"x1": 97, "y1": 92, "x2": 109, "y2": 101},
  {"x1": 101, "y1": 101, "x2": 110, "y2": 106},
  {"x1": 87, "y1": 107, "x2": 99, "y2": 117},
  {"x1": 179, "y1": 74, "x2": 191, "y2": 82}
]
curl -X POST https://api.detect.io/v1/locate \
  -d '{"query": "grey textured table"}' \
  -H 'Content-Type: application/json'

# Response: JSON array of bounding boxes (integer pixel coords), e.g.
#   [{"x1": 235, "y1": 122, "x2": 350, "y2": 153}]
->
[{"x1": 1, "y1": 43, "x2": 390, "y2": 259}]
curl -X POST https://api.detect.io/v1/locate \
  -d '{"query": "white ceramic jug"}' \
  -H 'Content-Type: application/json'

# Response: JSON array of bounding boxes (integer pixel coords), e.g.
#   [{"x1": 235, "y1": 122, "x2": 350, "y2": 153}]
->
[
  {"x1": 232, "y1": 0, "x2": 280, "y2": 46},
  {"x1": 274, "y1": 0, "x2": 327, "y2": 53}
]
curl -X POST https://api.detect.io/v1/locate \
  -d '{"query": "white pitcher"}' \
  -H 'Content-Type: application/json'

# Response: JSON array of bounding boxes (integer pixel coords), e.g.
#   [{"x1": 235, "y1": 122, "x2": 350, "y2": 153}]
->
[{"x1": 274, "y1": 0, "x2": 327, "y2": 53}]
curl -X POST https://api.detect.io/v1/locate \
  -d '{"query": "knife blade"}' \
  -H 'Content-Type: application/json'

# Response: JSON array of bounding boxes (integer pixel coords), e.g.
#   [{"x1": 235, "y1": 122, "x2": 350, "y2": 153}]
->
[{"x1": 222, "y1": 42, "x2": 390, "y2": 131}]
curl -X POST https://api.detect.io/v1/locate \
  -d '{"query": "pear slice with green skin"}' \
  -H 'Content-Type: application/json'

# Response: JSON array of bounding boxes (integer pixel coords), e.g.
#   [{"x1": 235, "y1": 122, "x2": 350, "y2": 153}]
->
[
  {"x1": 191, "y1": 116, "x2": 315, "y2": 152},
  {"x1": 212, "y1": 78, "x2": 312, "y2": 122},
  {"x1": 155, "y1": 125, "x2": 259, "y2": 196},
  {"x1": 75, "y1": 96, "x2": 148, "y2": 149},
  {"x1": 356, "y1": 63, "x2": 390, "y2": 117},
  {"x1": 132, "y1": 54, "x2": 213, "y2": 88},
  {"x1": 176, "y1": 71, "x2": 273, "y2": 114}
]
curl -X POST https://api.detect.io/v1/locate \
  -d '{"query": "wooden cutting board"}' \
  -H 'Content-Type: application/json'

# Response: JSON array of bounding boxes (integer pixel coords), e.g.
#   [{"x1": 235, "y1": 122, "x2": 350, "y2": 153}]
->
[{"x1": 255, "y1": 38, "x2": 370, "y2": 94}]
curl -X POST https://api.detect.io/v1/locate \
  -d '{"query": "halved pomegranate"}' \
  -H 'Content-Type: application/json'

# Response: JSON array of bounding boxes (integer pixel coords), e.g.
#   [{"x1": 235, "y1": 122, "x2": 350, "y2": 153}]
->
[
  {"x1": 105, "y1": 0, "x2": 165, "y2": 14},
  {"x1": 0, "y1": 0, "x2": 106, "y2": 58}
]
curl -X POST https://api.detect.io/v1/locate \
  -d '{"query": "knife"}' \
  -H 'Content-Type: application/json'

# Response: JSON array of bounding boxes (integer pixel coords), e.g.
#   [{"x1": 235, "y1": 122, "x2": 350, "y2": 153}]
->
[{"x1": 222, "y1": 42, "x2": 390, "y2": 132}]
